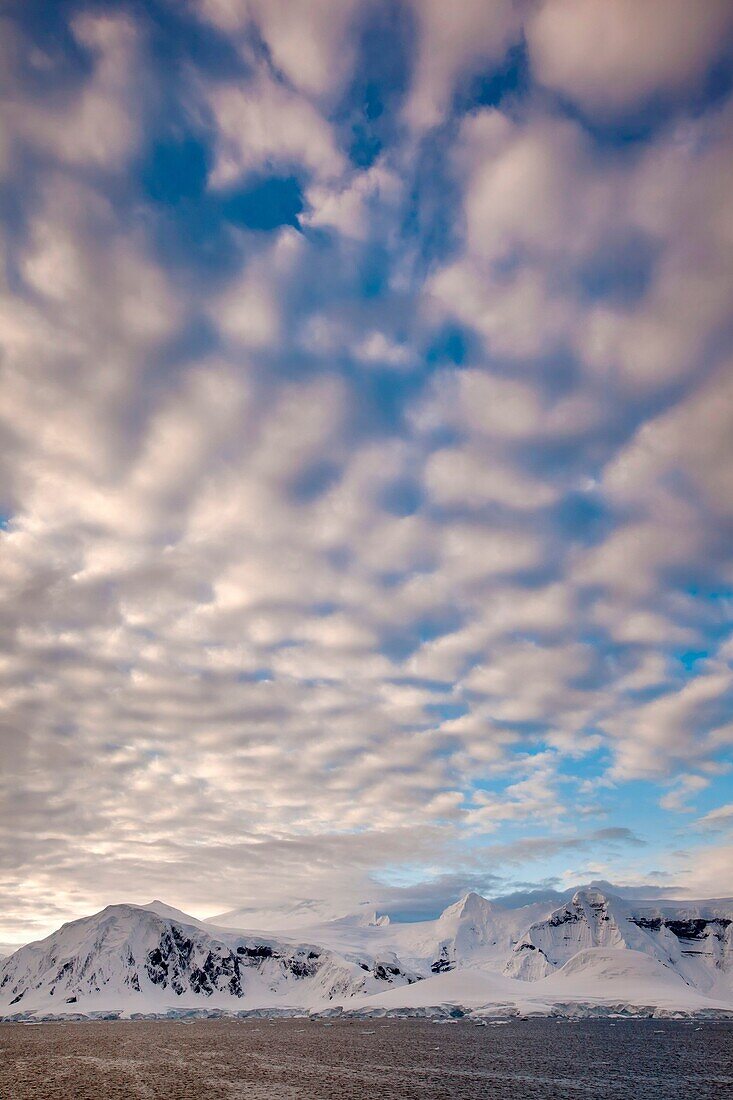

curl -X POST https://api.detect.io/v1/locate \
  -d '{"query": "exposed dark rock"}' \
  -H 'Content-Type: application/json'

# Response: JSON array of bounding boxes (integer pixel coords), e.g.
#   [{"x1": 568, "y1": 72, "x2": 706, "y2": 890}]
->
[
  {"x1": 55, "y1": 961, "x2": 74, "y2": 983},
  {"x1": 431, "y1": 945, "x2": 454, "y2": 974},
  {"x1": 189, "y1": 967, "x2": 214, "y2": 996},
  {"x1": 665, "y1": 919, "x2": 730, "y2": 940},
  {"x1": 631, "y1": 917, "x2": 663, "y2": 931},
  {"x1": 373, "y1": 964, "x2": 401, "y2": 981},
  {"x1": 287, "y1": 955, "x2": 320, "y2": 979},
  {"x1": 549, "y1": 911, "x2": 582, "y2": 927},
  {"x1": 237, "y1": 944, "x2": 276, "y2": 960}
]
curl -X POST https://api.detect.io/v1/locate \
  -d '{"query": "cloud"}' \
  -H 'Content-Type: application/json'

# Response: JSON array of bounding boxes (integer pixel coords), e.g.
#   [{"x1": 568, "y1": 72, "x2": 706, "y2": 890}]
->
[
  {"x1": 526, "y1": 0, "x2": 733, "y2": 116},
  {"x1": 695, "y1": 803, "x2": 733, "y2": 831},
  {"x1": 466, "y1": 754, "x2": 566, "y2": 830},
  {"x1": 603, "y1": 665, "x2": 733, "y2": 779},
  {"x1": 602, "y1": 360, "x2": 733, "y2": 523},
  {"x1": 0, "y1": 0, "x2": 731, "y2": 940},
  {"x1": 592, "y1": 828, "x2": 645, "y2": 847},
  {"x1": 659, "y1": 774, "x2": 710, "y2": 813},
  {"x1": 424, "y1": 445, "x2": 558, "y2": 510},
  {"x1": 211, "y1": 228, "x2": 304, "y2": 348},
  {"x1": 579, "y1": 107, "x2": 733, "y2": 389},
  {"x1": 430, "y1": 97, "x2": 733, "y2": 396},
  {"x1": 404, "y1": 0, "x2": 521, "y2": 129},
  {"x1": 426, "y1": 111, "x2": 597, "y2": 358},
  {"x1": 665, "y1": 843, "x2": 733, "y2": 898},
  {"x1": 206, "y1": 72, "x2": 345, "y2": 186},
  {"x1": 3, "y1": 12, "x2": 144, "y2": 169},
  {"x1": 474, "y1": 826, "x2": 646, "y2": 869},
  {"x1": 197, "y1": 0, "x2": 362, "y2": 99},
  {"x1": 304, "y1": 161, "x2": 403, "y2": 241}
]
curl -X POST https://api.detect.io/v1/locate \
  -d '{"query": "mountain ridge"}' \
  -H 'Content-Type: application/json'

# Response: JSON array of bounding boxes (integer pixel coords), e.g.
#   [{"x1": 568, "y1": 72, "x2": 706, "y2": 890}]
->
[{"x1": 2, "y1": 887, "x2": 732, "y2": 1020}]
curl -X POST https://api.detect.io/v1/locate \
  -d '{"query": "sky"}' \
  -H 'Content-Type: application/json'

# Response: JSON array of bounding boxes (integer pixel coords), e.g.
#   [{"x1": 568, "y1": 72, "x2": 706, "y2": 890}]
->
[{"x1": 1, "y1": 0, "x2": 733, "y2": 943}]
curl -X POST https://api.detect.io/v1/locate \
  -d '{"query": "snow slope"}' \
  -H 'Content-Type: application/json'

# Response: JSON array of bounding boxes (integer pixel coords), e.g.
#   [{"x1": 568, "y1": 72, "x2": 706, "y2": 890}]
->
[
  {"x1": 541, "y1": 948, "x2": 689, "y2": 999},
  {"x1": 339, "y1": 950, "x2": 733, "y2": 1019},
  {"x1": 347, "y1": 967, "x2": 541, "y2": 1014},
  {"x1": 533, "y1": 947, "x2": 733, "y2": 1016}
]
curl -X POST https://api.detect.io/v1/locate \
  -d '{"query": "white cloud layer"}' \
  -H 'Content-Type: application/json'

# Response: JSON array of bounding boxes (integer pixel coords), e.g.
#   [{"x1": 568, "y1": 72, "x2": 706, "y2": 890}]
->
[
  {"x1": 527, "y1": 0, "x2": 733, "y2": 116},
  {"x1": 0, "y1": 0, "x2": 732, "y2": 938}
]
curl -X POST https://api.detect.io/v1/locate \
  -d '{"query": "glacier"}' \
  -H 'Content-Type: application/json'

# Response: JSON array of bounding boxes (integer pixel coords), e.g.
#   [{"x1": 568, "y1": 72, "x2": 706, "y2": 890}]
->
[{"x1": 1, "y1": 887, "x2": 732, "y2": 1021}]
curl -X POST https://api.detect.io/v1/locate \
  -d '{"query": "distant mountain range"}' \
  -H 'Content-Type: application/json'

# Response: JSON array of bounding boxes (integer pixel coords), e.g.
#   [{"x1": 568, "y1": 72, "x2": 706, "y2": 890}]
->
[{"x1": 2, "y1": 888, "x2": 732, "y2": 1020}]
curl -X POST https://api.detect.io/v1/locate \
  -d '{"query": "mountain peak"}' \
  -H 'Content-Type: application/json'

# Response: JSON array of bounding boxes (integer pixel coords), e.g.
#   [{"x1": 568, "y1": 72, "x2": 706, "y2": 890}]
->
[
  {"x1": 141, "y1": 900, "x2": 204, "y2": 925},
  {"x1": 570, "y1": 887, "x2": 626, "y2": 911},
  {"x1": 571, "y1": 887, "x2": 608, "y2": 906},
  {"x1": 459, "y1": 891, "x2": 492, "y2": 916},
  {"x1": 440, "y1": 891, "x2": 491, "y2": 923}
]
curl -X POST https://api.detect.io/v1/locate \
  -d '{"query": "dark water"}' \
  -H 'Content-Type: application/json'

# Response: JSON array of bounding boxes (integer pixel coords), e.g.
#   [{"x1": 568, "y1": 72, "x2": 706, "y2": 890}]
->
[{"x1": 0, "y1": 1018, "x2": 731, "y2": 1099}]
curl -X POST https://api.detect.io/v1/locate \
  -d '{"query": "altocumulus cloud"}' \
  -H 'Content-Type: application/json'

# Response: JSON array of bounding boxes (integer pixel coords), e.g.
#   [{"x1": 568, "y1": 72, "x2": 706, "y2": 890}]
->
[{"x1": 1, "y1": 0, "x2": 733, "y2": 939}]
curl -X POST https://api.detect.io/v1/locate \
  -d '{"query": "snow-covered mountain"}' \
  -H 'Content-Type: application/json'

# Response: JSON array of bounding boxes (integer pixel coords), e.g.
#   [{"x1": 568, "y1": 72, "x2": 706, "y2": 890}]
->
[
  {"x1": 250, "y1": 891, "x2": 555, "y2": 979},
  {"x1": 0, "y1": 903, "x2": 416, "y2": 1018},
  {"x1": 505, "y1": 888, "x2": 733, "y2": 1000},
  {"x1": 2, "y1": 887, "x2": 732, "y2": 1020},
  {"x1": 422, "y1": 891, "x2": 549, "y2": 973}
]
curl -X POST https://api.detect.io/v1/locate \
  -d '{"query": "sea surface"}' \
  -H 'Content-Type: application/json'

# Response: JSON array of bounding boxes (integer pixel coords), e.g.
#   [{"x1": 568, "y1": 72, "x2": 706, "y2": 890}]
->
[{"x1": 0, "y1": 1017, "x2": 731, "y2": 1099}]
